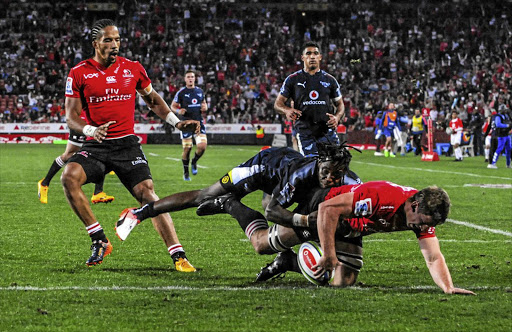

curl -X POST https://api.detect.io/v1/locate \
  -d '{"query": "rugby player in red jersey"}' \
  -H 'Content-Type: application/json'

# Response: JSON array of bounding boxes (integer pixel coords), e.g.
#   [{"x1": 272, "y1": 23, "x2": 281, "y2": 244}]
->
[
  {"x1": 311, "y1": 181, "x2": 475, "y2": 294},
  {"x1": 61, "y1": 19, "x2": 199, "y2": 271},
  {"x1": 254, "y1": 181, "x2": 474, "y2": 294}
]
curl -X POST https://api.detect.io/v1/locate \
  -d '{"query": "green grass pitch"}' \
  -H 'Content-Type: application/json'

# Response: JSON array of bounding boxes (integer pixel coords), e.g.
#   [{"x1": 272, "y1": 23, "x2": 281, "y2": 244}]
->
[{"x1": 0, "y1": 144, "x2": 511, "y2": 331}]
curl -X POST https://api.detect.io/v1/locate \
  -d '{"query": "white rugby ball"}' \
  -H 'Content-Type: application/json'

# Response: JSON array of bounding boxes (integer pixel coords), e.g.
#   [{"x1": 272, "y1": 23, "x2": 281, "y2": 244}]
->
[
  {"x1": 445, "y1": 127, "x2": 453, "y2": 135},
  {"x1": 297, "y1": 241, "x2": 334, "y2": 286}
]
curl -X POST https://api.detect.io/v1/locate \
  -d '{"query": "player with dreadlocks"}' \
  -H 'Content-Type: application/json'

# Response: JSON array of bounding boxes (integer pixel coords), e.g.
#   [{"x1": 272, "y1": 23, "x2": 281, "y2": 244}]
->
[{"x1": 116, "y1": 143, "x2": 360, "y2": 252}]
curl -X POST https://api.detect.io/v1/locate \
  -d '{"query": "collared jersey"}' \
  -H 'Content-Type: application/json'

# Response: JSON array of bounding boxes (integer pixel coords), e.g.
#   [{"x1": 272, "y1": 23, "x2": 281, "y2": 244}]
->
[
  {"x1": 65, "y1": 56, "x2": 151, "y2": 139},
  {"x1": 449, "y1": 117, "x2": 464, "y2": 133},
  {"x1": 324, "y1": 181, "x2": 436, "y2": 239},
  {"x1": 279, "y1": 69, "x2": 341, "y2": 137},
  {"x1": 173, "y1": 86, "x2": 205, "y2": 122}
]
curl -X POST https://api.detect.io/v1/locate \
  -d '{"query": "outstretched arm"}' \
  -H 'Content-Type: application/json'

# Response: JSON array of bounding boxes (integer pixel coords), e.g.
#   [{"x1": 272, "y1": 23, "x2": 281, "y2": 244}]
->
[
  {"x1": 140, "y1": 85, "x2": 199, "y2": 134},
  {"x1": 419, "y1": 237, "x2": 476, "y2": 295}
]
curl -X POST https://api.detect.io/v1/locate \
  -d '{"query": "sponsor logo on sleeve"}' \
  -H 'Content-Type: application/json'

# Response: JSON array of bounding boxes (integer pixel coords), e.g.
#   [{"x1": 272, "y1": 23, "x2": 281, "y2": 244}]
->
[
  {"x1": 354, "y1": 198, "x2": 372, "y2": 217},
  {"x1": 65, "y1": 77, "x2": 73, "y2": 95}
]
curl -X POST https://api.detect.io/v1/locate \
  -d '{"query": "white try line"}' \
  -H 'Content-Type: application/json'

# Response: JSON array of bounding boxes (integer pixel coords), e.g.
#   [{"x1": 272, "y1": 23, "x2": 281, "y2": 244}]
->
[
  {"x1": 164, "y1": 157, "x2": 208, "y2": 168},
  {"x1": 353, "y1": 161, "x2": 512, "y2": 181},
  {"x1": 0, "y1": 285, "x2": 505, "y2": 292},
  {"x1": 447, "y1": 218, "x2": 512, "y2": 237}
]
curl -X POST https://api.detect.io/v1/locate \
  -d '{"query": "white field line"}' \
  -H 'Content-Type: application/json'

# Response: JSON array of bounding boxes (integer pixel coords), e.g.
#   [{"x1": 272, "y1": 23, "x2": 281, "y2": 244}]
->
[
  {"x1": 353, "y1": 161, "x2": 512, "y2": 181},
  {"x1": 164, "y1": 157, "x2": 207, "y2": 168},
  {"x1": 0, "y1": 285, "x2": 506, "y2": 292},
  {"x1": 446, "y1": 219, "x2": 512, "y2": 237}
]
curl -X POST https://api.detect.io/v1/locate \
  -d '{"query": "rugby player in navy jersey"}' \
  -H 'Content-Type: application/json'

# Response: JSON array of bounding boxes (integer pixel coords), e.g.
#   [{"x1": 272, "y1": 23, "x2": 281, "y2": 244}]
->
[
  {"x1": 274, "y1": 41, "x2": 345, "y2": 156},
  {"x1": 116, "y1": 143, "x2": 359, "y2": 245},
  {"x1": 171, "y1": 70, "x2": 208, "y2": 181}
]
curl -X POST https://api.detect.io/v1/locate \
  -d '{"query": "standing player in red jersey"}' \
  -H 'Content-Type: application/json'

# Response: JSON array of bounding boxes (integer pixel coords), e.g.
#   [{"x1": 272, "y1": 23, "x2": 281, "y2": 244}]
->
[
  {"x1": 61, "y1": 19, "x2": 200, "y2": 270},
  {"x1": 449, "y1": 110, "x2": 465, "y2": 161},
  {"x1": 312, "y1": 181, "x2": 475, "y2": 294}
]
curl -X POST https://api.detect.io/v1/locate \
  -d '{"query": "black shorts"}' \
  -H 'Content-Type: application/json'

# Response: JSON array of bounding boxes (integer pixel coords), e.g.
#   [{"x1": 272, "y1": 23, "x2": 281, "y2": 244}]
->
[
  {"x1": 68, "y1": 135, "x2": 152, "y2": 195},
  {"x1": 68, "y1": 129, "x2": 86, "y2": 146}
]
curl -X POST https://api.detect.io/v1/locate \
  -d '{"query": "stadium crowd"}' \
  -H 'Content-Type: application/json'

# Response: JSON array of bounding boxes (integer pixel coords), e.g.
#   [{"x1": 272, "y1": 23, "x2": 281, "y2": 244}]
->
[{"x1": 0, "y1": 0, "x2": 511, "y2": 138}]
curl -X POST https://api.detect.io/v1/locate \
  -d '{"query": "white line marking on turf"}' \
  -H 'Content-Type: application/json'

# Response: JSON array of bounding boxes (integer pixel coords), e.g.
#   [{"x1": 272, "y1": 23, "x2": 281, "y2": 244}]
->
[
  {"x1": 353, "y1": 161, "x2": 512, "y2": 181},
  {"x1": 447, "y1": 219, "x2": 512, "y2": 237},
  {"x1": 165, "y1": 157, "x2": 208, "y2": 168},
  {"x1": 148, "y1": 153, "x2": 159, "y2": 156},
  {"x1": 0, "y1": 285, "x2": 504, "y2": 292}
]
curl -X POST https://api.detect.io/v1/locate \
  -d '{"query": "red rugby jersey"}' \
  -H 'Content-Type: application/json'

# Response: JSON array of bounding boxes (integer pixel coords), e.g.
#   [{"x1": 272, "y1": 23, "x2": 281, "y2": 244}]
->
[
  {"x1": 65, "y1": 56, "x2": 151, "y2": 139},
  {"x1": 325, "y1": 181, "x2": 436, "y2": 239}
]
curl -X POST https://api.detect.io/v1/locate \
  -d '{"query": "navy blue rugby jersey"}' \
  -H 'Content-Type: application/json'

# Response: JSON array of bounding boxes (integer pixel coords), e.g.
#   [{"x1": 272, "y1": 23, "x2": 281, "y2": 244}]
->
[
  {"x1": 279, "y1": 69, "x2": 342, "y2": 137},
  {"x1": 237, "y1": 147, "x2": 320, "y2": 208},
  {"x1": 173, "y1": 86, "x2": 205, "y2": 122}
]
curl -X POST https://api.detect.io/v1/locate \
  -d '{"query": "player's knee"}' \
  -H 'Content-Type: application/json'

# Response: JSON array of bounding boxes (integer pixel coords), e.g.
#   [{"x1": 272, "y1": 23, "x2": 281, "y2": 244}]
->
[
  {"x1": 132, "y1": 181, "x2": 157, "y2": 204},
  {"x1": 251, "y1": 229, "x2": 272, "y2": 254}
]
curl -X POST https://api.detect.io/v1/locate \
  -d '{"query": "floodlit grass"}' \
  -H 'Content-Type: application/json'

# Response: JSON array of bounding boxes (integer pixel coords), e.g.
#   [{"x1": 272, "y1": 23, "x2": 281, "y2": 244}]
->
[{"x1": 0, "y1": 144, "x2": 511, "y2": 331}]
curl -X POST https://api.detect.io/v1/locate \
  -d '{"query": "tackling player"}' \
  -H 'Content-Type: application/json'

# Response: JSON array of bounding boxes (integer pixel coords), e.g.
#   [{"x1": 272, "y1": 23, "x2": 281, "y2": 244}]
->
[
  {"x1": 171, "y1": 70, "x2": 208, "y2": 181},
  {"x1": 61, "y1": 19, "x2": 200, "y2": 270},
  {"x1": 116, "y1": 143, "x2": 360, "y2": 247}
]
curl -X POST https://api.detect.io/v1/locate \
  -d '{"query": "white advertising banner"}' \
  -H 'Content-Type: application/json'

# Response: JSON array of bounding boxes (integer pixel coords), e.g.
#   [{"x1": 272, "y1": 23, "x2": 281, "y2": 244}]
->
[{"x1": 0, "y1": 123, "x2": 282, "y2": 134}]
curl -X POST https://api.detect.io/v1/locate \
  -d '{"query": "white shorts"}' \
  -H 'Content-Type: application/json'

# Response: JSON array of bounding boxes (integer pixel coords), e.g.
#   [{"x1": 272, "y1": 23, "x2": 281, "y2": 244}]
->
[{"x1": 451, "y1": 132, "x2": 461, "y2": 145}]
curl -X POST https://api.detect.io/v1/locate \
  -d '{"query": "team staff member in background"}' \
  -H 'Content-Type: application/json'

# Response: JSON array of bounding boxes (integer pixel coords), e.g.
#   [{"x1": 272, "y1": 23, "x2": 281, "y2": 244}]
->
[
  {"x1": 448, "y1": 110, "x2": 464, "y2": 162},
  {"x1": 171, "y1": 70, "x2": 208, "y2": 181},
  {"x1": 487, "y1": 105, "x2": 511, "y2": 169},
  {"x1": 38, "y1": 118, "x2": 114, "y2": 205},
  {"x1": 62, "y1": 19, "x2": 200, "y2": 271},
  {"x1": 380, "y1": 103, "x2": 400, "y2": 157},
  {"x1": 274, "y1": 41, "x2": 344, "y2": 156},
  {"x1": 411, "y1": 108, "x2": 427, "y2": 156}
]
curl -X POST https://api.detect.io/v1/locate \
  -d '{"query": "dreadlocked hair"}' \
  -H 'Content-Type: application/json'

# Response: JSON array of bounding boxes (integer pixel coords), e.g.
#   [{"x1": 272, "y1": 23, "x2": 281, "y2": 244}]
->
[
  {"x1": 91, "y1": 19, "x2": 116, "y2": 41},
  {"x1": 316, "y1": 141, "x2": 357, "y2": 171},
  {"x1": 414, "y1": 186, "x2": 451, "y2": 226}
]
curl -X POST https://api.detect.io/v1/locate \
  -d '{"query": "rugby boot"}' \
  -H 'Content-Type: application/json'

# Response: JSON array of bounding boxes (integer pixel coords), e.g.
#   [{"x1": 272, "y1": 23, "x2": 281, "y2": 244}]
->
[
  {"x1": 91, "y1": 192, "x2": 115, "y2": 204},
  {"x1": 183, "y1": 172, "x2": 191, "y2": 181},
  {"x1": 116, "y1": 208, "x2": 141, "y2": 241},
  {"x1": 191, "y1": 163, "x2": 198, "y2": 175},
  {"x1": 85, "y1": 239, "x2": 112, "y2": 266},
  {"x1": 174, "y1": 257, "x2": 197, "y2": 272},
  {"x1": 38, "y1": 179, "x2": 48, "y2": 204},
  {"x1": 256, "y1": 250, "x2": 298, "y2": 282},
  {"x1": 196, "y1": 193, "x2": 235, "y2": 216}
]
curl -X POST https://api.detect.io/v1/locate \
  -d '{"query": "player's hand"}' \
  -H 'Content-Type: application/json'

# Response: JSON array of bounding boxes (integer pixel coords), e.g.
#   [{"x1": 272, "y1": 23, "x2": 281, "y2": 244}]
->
[
  {"x1": 326, "y1": 113, "x2": 340, "y2": 129},
  {"x1": 285, "y1": 108, "x2": 301, "y2": 121},
  {"x1": 312, "y1": 255, "x2": 339, "y2": 279},
  {"x1": 93, "y1": 121, "x2": 116, "y2": 143},
  {"x1": 178, "y1": 108, "x2": 187, "y2": 116},
  {"x1": 446, "y1": 287, "x2": 476, "y2": 295},
  {"x1": 177, "y1": 120, "x2": 200, "y2": 134}
]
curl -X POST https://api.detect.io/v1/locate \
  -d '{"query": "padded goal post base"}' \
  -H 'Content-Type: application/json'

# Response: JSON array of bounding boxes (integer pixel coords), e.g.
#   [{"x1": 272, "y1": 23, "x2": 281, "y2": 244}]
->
[{"x1": 421, "y1": 151, "x2": 440, "y2": 161}]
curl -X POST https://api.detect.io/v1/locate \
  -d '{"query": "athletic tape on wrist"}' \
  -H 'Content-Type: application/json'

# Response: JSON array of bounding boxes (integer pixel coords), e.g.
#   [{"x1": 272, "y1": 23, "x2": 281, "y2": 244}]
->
[
  {"x1": 83, "y1": 125, "x2": 97, "y2": 137},
  {"x1": 292, "y1": 214, "x2": 309, "y2": 227},
  {"x1": 165, "y1": 112, "x2": 181, "y2": 127}
]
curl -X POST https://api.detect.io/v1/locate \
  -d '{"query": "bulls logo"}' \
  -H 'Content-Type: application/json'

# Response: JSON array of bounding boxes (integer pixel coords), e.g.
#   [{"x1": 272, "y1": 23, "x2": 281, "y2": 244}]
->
[{"x1": 309, "y1": 90, "x2": 319, "y2": 100}]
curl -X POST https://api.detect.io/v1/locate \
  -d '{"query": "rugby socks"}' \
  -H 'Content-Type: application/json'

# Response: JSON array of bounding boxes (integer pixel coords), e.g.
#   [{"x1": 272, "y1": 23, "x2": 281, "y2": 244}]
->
[
  {"x1": 168, "y1": 244, "x2": 187, "y2": 263},
  {"x1": 191, "y1": 152, "x2": 203, "y2": 166},
  {"x1": 41, "y1": 156, "x2": 66, "y2": 186},
  {"x1": 182, "y1": 159, "x2": 190, "y2": 175},
  {"x1": 93, "y1": 183, "x2": 104, "y2": 195},
  {"x1": 484, "y1": 148, "x2": 490, "y2": 160},
  {"x1": 86, "y1": 222, "x2": 107, "y2": 242},
  {"x1": 454, "y1": 147, "x2": 463, "y2": 160},
  {"x1": 223, "y1": 199, "x2": 269, "y2": 239},
  {"x1": 132, "y1": 202, "x2": 156, "y2": 221}
]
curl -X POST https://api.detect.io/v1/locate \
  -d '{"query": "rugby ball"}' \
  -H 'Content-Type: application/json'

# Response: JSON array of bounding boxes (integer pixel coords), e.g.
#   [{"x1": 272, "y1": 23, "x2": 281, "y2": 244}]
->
[
  {"x1": 297, "y1": 241, "x2": 334, "y2": 286},
  {"x1": 445, "y1": 127, "x2": 453, "y2": 135}
]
